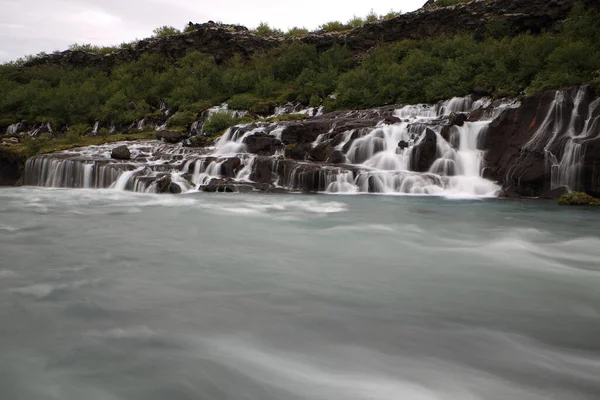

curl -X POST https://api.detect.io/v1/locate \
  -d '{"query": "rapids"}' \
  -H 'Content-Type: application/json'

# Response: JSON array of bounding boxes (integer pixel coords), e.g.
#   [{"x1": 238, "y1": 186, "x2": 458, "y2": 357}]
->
[{"x1": 1, "y1": 187, "x2": 599, "y2": 399}]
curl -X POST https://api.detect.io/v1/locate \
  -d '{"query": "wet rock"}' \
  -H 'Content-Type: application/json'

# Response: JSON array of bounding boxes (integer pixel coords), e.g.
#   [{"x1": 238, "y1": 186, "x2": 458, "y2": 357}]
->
[
  {"x1": 111, "y1": 145, "x2": 131, "y2": 160},
  {"x1": 410, "y1": 128, "x2": 437, "y2": 172},
  {"x1": 220, "y1": 157, "x2": 242, "y2": 177},
  {"x1": 398, "y1": 140, "x2": 409, "y2": 149},
  {"x1": 448, "y1": 112, "x2": 467, "y2": 127},
  {"x1": 243, "y1": 133, "x2": 284, "y2": 155},
  {"x1": 250, "y1": 157, "x2": 273, "y2": 184},
  {"x1": 168, "y1": 182, "x2": 182, "y2": 194},
  {"x1": 285, "y1": 143, "x2": 311, "y2": 160},
  {"x1": 327, "y1": 150, "x2": 347, "y2": 164},
  {"x1": 156, "y1": 130, "x2": 189, "y2": 144},
  {"x1": 183, "y1": 135, "x2": 211, "y2": 147},
  {"x1": 483, "y1": 85, "x2": 599, "y2": 197},
  {"x1": 540, "y1": 186, "x2": 569, "y2": 199},
  {"x1": 310, "y1": 142, "x2": 332, "y2": 162},
  {"x1": 0, "y1": 151, "x2": 24, "y2": 186},
  {"x1": 383, "y1": 115, "x2": 402, "y2": 125}
]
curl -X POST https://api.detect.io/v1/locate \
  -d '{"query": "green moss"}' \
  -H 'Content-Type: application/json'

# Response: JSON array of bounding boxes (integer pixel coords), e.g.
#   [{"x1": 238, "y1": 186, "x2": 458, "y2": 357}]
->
[
  {"x1": 557, "y1": 192, "x2": 600, "y2": 206},
  {"x1": 261, "y1": 114, "x2": 308, "y2": 122}
]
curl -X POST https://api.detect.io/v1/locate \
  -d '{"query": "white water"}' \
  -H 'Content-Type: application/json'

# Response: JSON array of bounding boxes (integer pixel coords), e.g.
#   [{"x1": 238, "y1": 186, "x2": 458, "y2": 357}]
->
[{"x1": 22, "y1": 95, "x2": 524, "y2": 197}]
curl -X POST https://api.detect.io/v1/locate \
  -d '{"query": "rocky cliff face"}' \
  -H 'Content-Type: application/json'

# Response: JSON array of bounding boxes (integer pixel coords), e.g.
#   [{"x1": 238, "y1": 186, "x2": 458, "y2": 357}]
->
[
  {"x1": 24, "y1": 0, "x2": 592, "y2": 69},
  {"x1": 483, "y1": 86, "x2": 600, "y2": 197}
]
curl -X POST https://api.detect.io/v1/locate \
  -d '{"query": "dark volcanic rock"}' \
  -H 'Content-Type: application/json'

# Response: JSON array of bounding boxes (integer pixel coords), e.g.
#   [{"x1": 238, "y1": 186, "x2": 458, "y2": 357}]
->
[
  {"x1": 327, "y1": 150, "x2": 347, "y2": 164},
  {"x1": 398, "y1": 140, "x2": 410, "y2": 149},
  {"x1": 0, "y1": 151, "x2": 23, "y2": 186},
  {"x1": 250, "y1": 157, "x2": 274, "y2": 184},
  {"x1": 243, "y1": 133, "x2": 284, "y2": 155},
  {"x1": 483, "y1": 85, "x2": 600, "y2": 197},
  {"x1": 22, "y1": 0, "x2": 591, "y2": 73},
  {"x1": 111, "y1": 145, "x2": 131, "y2": 160},
  {"x1": 410, "y1": 128, "x2": 437, "y2": 172},
  {"x1": 220, "y1": 157, "x2": 242, "y2": 177},
  {"x1": 285, "y1": 143, "x2": 311, "y2": 160},
  {"x1": 157, "y1": 130, "x2": 189, "y2": 144},
  {"x1": 540, "y1": 186, "x2": 570, "y2": 200},
  {"x1": 310, "y1": 142, "x2": 332, "y2": 162}
]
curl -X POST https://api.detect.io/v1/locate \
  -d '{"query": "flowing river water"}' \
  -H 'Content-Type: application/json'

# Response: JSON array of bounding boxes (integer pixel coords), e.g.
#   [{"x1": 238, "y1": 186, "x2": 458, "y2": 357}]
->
[{"x1": 1, "y1": 187, "x2": 599, "y2": 399}]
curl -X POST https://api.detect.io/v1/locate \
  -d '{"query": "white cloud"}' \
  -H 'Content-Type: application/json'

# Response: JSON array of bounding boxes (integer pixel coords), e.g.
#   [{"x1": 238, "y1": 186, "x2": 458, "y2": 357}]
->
[{"x1": 0, "y1": 0, "x2": 426, "y2": 62}]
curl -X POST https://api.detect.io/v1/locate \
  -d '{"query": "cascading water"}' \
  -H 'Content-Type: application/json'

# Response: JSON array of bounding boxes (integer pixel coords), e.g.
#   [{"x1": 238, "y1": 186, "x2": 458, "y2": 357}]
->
[
  {"x1": 22, "y1": 95, "x2": 523, "y2": 197},
  {"x1": 520, "y1": 86, "x2": 600, "y2": 192}
]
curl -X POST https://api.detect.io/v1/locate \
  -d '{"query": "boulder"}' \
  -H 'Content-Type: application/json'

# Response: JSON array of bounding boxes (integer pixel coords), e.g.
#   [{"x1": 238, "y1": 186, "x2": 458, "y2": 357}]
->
[
  {"x1": 327, "y1": 150, "x2": 347, "y2": 164},
  {"x1": 111, "y1": 145, "x2": 131, "y2": 160},
  {"x1": 156, "y1": 130, "x2": 189, "y2": 143},
  {"x1": 448, "y1": 112, "x2": 467, "y2": 127},
  {"x1": 243, "y1": 133, "x2": 283, "y2": 155},
  {"x1": 410, "y1": 128, "x2": 437, "y2": 172},
  {"x1": 398, "y1": 140, "x2": 409, "y2": 149}
]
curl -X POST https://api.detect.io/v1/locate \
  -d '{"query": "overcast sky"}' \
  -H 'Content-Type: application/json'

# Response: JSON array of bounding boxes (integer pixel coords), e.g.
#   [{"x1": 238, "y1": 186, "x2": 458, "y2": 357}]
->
[{"x1": 0, "y1": 0, "x2": 426, "y2": 62}]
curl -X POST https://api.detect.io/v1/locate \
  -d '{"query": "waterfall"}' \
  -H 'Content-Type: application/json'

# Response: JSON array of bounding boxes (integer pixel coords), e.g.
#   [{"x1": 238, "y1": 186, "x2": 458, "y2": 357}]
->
[
  {"x1": 21, "y1": 94, "x2": 527, "y2": 197},
  {"x1": 6, "y1": 123, "x2": 22, "y2": 135}
]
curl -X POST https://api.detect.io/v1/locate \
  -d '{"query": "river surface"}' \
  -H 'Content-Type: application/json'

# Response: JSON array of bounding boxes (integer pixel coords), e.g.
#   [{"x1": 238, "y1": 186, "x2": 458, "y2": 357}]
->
[{"x1": 1, "y1": 187, "x2": 600, "y2": 400}]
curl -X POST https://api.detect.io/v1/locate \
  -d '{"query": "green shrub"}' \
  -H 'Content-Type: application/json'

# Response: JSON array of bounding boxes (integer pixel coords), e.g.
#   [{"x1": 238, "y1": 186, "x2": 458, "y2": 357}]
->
[
  {"x1": 203, "y1": 111, "x2": 238, "y2": 136},
  {"x1": 153, "y1": 26, "x2": 180, "y2": 38},
  {"x1": 319, "y1": 21, "x2": 348, "y2": 33},
  {"x1": 285, "y1": 27, "x2": 310, "y2": 37},
  {"x1": 228, "y1": 93, "x2": 259, "y2": 110},
  {"x1": 167, "y1": 111, "x2": 197, "y2": 128},
  {"x1": 253, "y1": 22, "x2": 283, "y2": 37}
]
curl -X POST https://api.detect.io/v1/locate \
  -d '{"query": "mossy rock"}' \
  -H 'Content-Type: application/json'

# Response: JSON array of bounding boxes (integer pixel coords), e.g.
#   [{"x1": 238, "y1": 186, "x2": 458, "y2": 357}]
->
[{"x1": 557, "y1": 192, "x2": 600, "y2": 206}]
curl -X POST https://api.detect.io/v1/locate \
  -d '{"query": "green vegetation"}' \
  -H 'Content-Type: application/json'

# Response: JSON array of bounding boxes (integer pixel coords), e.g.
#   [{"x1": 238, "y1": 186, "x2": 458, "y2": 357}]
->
[
  {"x1": 557, "y1": 192, "x2": 600, "y2": 206},
  {"x1": 253, "y1": 22, "x2": 283, "y2": 37},
  {"x1": 318, "y1": 8, "x2": 403, "y2": 33},
  {"x1": 203, "y1": 111, "x2": 253, "y2": 136},
  {"x1": 8, "y1": 131, "x2": 157, "y2": 158},
  {"x1": 0, "y1": 3, "x2": 598, "y2": 144},
  {"x1": 153, "y1": 26, "x2": 181, "y2": 38}
]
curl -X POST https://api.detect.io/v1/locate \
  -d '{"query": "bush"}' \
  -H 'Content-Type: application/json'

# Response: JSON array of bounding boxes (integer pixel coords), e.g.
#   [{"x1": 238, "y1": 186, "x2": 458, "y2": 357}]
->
[
  {"x1": 253, "y1": 22, "x2": 282, "y2": 37},
  {"x1": 153, "y1": 26, "x2": 181, "y2": 38},
  {"x1": 228, "y1": 93, "x2": 259, "y2": 110},
  {"x1": 285, "y1": 27, "x2": 310, "y2": 37},
  {"x1": 167, "y1": 111, "x2": 197, "y2": 128},
  {"x1": 319, "y1": 21, "x2": 348, "y2": 33},
  {"x1": 203, "y1": 111, "x2": 238, "y2": 136}
]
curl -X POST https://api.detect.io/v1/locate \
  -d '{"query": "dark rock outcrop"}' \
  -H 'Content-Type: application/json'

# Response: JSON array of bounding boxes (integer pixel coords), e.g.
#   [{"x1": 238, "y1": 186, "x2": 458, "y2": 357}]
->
[
  {"x1": 156, "y1": 130, "x2": 189, "y2": 144},
  {"x1": 24, "y1": 0, "x2": 590, "y2": 70},
  {"x1": 243, "y1": 133, "x2": 284, "y2": 155},
  {"x1": 483, "y1": 85, "x2": 600, "y2": 197},
  {"x1": 327, "y1": 150, "x2": 347, "y2": 164},
  {"x1": 410, "y1": 128, "x2": 437, "y2": 172},
  {"x1": 111, "y1": 145, "x2": 131, "y2": 160},
  {"x1": 250, "y1": 157, "x2": 274, "y2": 183},
  {"x1": 0, "y1": 150, "x2": 24, "y2": 186}
]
